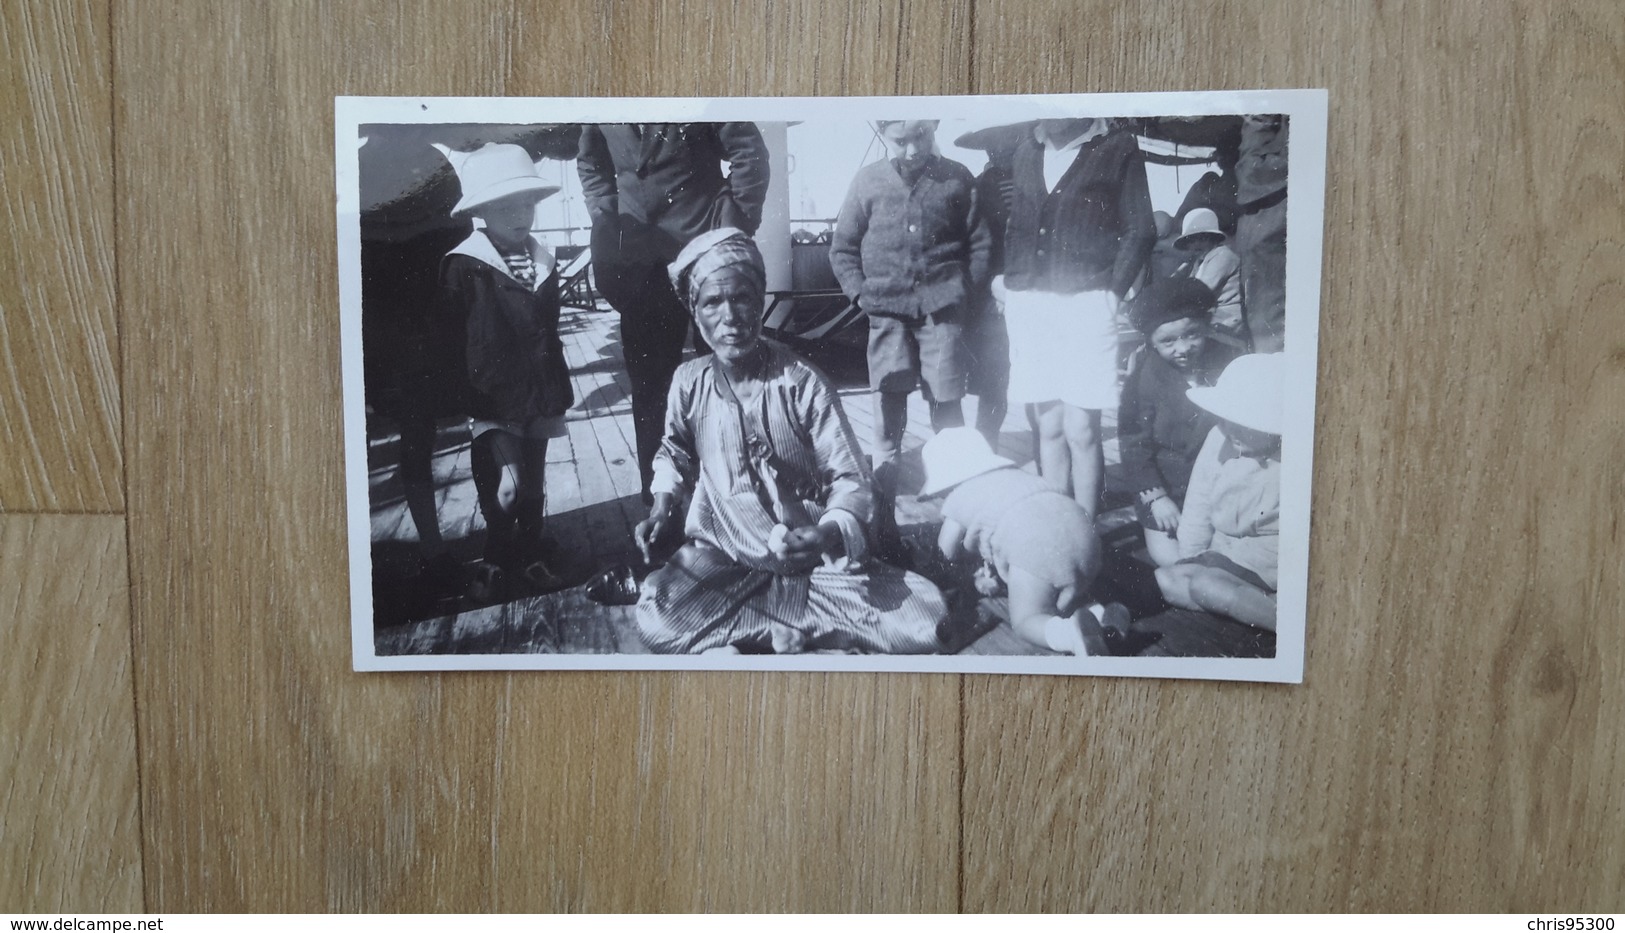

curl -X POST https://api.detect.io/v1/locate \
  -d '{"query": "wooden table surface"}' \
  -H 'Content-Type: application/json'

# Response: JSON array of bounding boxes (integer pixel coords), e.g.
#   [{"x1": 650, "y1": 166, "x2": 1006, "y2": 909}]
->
[{"x1": 3, "y1": 0, "x2": 1621, "y2": 913}]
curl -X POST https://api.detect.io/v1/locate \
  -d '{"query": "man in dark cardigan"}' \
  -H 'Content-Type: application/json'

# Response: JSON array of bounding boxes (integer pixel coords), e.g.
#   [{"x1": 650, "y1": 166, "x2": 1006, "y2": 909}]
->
[
  {"x1": 577, "y1": 123, "x2": 771, "y2": 503},
  {"x1": 996, "y1": 118, "x2": 1156, "y2": 522}
]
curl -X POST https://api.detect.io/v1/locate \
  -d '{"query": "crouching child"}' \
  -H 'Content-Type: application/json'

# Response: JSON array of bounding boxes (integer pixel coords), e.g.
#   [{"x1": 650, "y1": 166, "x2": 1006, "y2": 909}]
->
[{"x1": 919, "y1": 427, "x2": 1126, "y2": 655}]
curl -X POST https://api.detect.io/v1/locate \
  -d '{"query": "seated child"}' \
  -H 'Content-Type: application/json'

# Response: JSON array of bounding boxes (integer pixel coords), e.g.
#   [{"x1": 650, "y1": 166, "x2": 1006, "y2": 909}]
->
[
  {"x1": 1117, "y1": 277, "x2": 1237, "y2": 567},
  {"x1": 1174, "y1": 208, "x2": 1243, "y2": 340},
  {"x1": 435, "y1": 142, "x2": 574, "y2": 596},
  {"x1": 1154, "y1": 353, "x2": 1283, "y2": 631},
  {"x1": 920, "y1": 427, "x2": 1126, "y2": 656}
]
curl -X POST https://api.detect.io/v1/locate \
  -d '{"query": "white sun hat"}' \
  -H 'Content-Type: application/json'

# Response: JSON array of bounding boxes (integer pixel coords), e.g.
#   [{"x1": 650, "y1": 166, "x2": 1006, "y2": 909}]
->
[
  {"x1": 1185, "y1": 353, "x2": 1286, "y2": 435},
  {"x1": 918, "y1": 427, "x2": 1016, "y2": 498},
  {"x1": 1174, "y1": 207, "x2": 1225, "y2": 250},
  {"x1": 434, "y1": 142, "x2": 560, "y2": 217}
]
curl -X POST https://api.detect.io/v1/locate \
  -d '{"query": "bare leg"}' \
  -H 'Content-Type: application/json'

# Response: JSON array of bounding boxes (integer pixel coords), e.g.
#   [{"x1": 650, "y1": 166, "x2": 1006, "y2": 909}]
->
[
  {"x1": 1188, "y1": 567, "x2": 1278, "y2": 631},
  {"x1": 1007, "y1": 566, "x2": 1107, "y2": 655},
  {"x1": 1033, "y1": 401, "x2": 1072, "y2": 497},
  {"x1": 1155, "y1": 564, "x2": 1198, "y2": 609},
  {"x1": 1156, "y1": 564, "x2": 1277, "y2": 631},
  {"x1": 515, "y1": 436, "x2": 550, "y2": 558},
  {"x1": 471, "y1": 428, "x2": 522, "y2": 563},
  {"x1": 520, "y1": 430, "x2": 550, "y2": 498},
  {"x1": 1143, "y1": 526, "x2": 1182, "y2": 567},
  {"x1": 516, "y1": 418, "x2": 552, "y2": 540},
  {"x1": 1062, "y1": 404, "x2": 1103, "y2": 521}
]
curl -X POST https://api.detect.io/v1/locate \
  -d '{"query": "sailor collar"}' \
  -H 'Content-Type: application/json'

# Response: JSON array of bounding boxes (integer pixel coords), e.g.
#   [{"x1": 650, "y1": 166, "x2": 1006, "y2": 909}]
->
[{"x1": 447, "y1": 229, "x2": 557, "y2": 289}]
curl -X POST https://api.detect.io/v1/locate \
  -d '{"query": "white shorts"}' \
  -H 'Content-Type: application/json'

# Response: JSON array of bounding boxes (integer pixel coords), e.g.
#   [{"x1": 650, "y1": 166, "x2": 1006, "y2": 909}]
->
[{"x1": 1002, "y1": 288, "x2": 1120, "y2": 409}]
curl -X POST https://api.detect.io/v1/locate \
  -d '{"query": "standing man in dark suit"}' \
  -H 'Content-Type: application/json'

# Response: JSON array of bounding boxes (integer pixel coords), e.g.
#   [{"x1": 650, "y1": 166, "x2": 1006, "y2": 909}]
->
[{"x1": 577, "y1": 123, "x2": 771, "y2": 503}]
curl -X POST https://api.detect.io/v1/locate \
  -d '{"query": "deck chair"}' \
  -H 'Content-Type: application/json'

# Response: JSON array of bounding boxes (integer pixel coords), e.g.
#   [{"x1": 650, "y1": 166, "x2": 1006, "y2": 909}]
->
[
  {"x1": 759, "y1": 234, "x2": 869, "y2": 371},
  {"x1": 761, "y1": 288, "x2": 861, "y2": 341},
  {"x1": 556, "y1": 244, "x2": 599, "y2": 310}
]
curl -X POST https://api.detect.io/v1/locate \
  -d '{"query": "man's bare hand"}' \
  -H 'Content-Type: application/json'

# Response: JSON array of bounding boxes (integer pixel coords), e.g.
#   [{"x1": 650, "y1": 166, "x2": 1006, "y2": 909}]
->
[
  {"x1": 635, "y1": 493, "x2": 677, "y2": 565},
  {"x1": 776, "y1": 523, "x2": 838, "y2": 572}
]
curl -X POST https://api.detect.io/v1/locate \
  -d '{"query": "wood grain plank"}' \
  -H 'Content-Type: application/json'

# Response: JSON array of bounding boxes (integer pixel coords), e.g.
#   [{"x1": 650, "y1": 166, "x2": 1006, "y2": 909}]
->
[
  {"x1": 0, "y1": 0, "x2": 122, "y2": 511},
  {"x1": 492, "y1": 671, "x2": 960, "y2": 911},
  {"x1": 0, "y1": 515, "x2": 142, "y2": 911},
  {"x1": 117, "y1": 0, "x2": 968, "y2": 910},
  {"x1": 108, "y1": 0, "x2": 1625, "y2": 912},
  {"x1": 115, "y1": 0, "x2": 519, "y2": 910},
  {"x1": 960, "y1": 0, "x2": 1625, "y2": 911}
]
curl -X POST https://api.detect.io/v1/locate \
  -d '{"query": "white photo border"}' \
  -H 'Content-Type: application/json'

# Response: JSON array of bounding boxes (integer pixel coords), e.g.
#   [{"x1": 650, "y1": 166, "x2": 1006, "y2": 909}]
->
[{"x1": 335, "y1": 90, "x2": 1328, "y2": 682}]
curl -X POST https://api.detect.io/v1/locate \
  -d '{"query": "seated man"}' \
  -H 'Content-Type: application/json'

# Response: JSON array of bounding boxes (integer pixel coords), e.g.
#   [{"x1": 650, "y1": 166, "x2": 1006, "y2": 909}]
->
[{"x1": 633, "y1": 228, "x2": 948, "y2": 654}]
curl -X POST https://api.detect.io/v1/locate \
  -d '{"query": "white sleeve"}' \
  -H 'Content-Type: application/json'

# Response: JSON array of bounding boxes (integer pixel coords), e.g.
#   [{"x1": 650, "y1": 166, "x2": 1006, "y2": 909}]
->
[
  {"x1": 1177, "y1": 427, "x2": 1224, "y2": 560},
  {"x1": 818, "y1": 508, "x2": 868, "y2": 570}
]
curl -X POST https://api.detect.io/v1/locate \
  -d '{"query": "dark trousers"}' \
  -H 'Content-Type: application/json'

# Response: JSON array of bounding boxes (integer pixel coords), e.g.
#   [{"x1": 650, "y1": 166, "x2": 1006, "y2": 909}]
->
[{"x1": 596, "y1": 260, "x2": 708, "y2": 497}]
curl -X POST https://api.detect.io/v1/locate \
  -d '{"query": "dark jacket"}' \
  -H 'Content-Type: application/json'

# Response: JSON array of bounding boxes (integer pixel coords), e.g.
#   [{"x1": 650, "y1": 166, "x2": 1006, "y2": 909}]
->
[
  {"x1": 576, "y1": 123, "x2": 770, "y2": 267},
  {"x1": 1234, "y1": 114, "x2": 1290, "y2": 353},
  {"x1": 1235, "y1": 114, "x2": 1288, "y2": 208},
  {"x1": 828, "y1": 155, "x2": 993, "y2": 319},
  {"x1": 1116, "y1": 340, "x2": 1237, "y2": 501},
  {"x1": 1003, "y1": 127, "x2": 1156, "y2": 297},
  {"x1": 439, "y1": 234, "x2": 573, "y2": 424}
]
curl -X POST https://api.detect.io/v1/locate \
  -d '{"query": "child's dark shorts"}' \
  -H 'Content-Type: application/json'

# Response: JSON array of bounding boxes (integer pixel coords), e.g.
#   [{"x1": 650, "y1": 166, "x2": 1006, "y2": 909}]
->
[{"x1": 867, "y1": 306, "x2": 969, "y2": 401}]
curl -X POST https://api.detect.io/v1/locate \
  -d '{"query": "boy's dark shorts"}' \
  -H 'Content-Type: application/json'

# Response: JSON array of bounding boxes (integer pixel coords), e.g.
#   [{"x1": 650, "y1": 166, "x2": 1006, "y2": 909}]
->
[
  {"x1": 867, "y1": 306, "x2": 968, "y2": 401},
  {"x1": 1179, "y1": 550, "x2": 1275, "y2": 594}
]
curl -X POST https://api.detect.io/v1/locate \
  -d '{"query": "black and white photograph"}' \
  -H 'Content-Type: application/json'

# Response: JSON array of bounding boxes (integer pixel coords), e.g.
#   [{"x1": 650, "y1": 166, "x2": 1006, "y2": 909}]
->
[{"x1": 336, "y1": 91, "x2": 1326, "y2": 680}]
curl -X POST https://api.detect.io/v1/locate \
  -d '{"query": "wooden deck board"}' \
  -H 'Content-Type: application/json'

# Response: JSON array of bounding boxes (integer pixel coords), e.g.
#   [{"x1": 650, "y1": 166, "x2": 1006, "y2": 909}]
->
[{"x1": 561, "y1": 311, "x2": 643, "y2": 564}]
